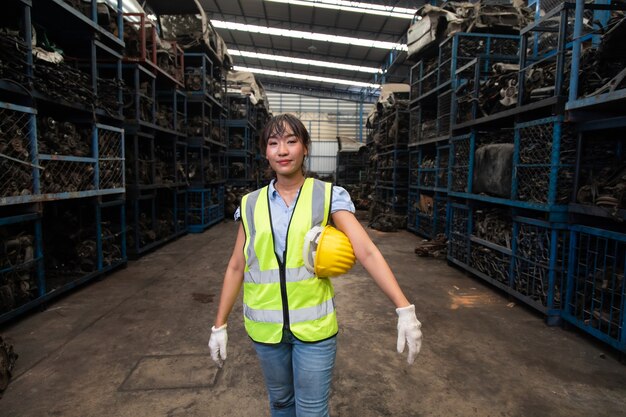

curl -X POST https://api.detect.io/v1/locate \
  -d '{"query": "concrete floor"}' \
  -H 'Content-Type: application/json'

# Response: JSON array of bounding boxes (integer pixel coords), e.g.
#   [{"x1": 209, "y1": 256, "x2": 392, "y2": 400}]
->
[{"x1": 1, "y1": 219, "x2": 626, "y2": 417}]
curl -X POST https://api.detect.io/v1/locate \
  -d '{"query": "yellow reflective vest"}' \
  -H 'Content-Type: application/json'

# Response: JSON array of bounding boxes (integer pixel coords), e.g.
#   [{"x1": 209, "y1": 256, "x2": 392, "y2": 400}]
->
[{"x1": 240, "y1": 178, "x2": 338, "y2": 344}]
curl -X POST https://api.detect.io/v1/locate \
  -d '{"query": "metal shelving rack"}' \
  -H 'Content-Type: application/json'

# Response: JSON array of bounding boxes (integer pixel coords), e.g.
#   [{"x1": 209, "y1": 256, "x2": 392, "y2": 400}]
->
[
  {"x1": 120, "y1": 11, "x2": 189, "y2": 257},
  {"x1": 438, "y1": 0, "x2": 626, "y2": 353},
  {"x1": 224, "y1": 93, "x2": 257, "y2": 187},
  {"x1": 371, "y1": 107, "x2": 410, "y2": 217},
  {"x1": 0, "y1": 0, "x2": 128, "y2": 323},
  {"x1": 183, "y1": 52, "x2": 226, "y2": 233}
]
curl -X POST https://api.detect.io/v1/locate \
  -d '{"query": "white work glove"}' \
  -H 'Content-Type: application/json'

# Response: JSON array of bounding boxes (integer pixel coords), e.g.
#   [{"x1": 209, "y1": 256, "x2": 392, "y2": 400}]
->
[
  {"x1": 208, "y1": 324, "x2": 228, "y2": 368},
  {"x1": 396, "y1": 304, "x2": 422, "y2": 364}
]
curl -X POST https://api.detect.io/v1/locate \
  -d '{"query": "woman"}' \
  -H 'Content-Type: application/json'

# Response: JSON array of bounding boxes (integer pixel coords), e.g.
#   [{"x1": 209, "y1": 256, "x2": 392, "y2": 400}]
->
[{"x1": 208, "y1": 113, "x2": 422, "y2": 417}]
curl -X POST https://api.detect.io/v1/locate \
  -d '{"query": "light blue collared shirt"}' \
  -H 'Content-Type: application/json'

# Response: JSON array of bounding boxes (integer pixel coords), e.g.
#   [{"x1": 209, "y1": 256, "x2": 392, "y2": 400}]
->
[{"x1": 234, "y1": 179, "x2": 355, "y2": 262}]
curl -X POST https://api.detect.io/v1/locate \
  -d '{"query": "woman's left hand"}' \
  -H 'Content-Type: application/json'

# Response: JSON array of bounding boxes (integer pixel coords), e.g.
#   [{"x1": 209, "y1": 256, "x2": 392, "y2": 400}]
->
[{"x1": 396, "y1": 304, "x2": 422, "y2": 364}]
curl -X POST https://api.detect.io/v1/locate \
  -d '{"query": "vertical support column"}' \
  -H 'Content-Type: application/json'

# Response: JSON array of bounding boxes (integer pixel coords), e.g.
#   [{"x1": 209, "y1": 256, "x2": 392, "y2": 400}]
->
[{"x1": 568, "y1": 0, "x2": 585, "y2": 103}]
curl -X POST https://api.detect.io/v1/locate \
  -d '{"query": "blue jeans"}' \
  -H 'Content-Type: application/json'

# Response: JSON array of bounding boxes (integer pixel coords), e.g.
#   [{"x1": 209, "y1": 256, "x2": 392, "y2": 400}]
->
[{"x1": 253, "y1": 330, "x2": 337, "y2": 417}]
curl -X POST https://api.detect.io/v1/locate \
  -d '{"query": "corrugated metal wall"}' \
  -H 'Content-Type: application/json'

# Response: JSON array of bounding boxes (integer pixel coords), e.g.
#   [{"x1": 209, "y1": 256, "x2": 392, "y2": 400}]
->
[{"x1": 266, "y1": 92, "x2": 364, "y2": 177}]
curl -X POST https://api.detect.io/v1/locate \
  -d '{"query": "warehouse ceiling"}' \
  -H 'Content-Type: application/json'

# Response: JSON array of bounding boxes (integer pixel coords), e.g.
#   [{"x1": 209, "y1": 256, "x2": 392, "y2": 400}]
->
[{"x1": 146, "y1": 0, "x2": 428, "y2": 102}]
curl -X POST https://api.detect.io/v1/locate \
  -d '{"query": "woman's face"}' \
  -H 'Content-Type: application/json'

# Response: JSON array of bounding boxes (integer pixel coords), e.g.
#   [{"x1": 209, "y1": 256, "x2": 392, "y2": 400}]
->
[{"x1": 266, "y1": 123, "x2": 308, "y2": 178}]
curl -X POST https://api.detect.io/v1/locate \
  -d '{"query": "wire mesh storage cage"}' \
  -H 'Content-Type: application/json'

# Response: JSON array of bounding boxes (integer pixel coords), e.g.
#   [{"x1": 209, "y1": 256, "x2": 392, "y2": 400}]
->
[
  {"x1": 126, "y1": 189, "x2": 186, "y2": 257},
  {"x1": 410, "y1": 56, "x2": 439, "y2": 101},
  {"x1": 512, "y1": 216, "x2": 569, "y2": 317},
  {"x1": 0, "y1": 103, "x2": 37, "y2": 205},
  {"x1": 122, "y1": 63, "x2": 156, "y2": 126},
  {"x1": 573, "y1": 128, "x2": 626, "y2": 219},
  {"x1": 0, "y1": 211, "x2": 43, "y2": 322},
  {"x1": 96, "y1": 124, "x2": 125, "y2": 192},
  {"x1": 449, "y1": 133, "x2": 474, "y2": 194},
  {"x1": 517, "y1": 2, "x2": 618, "y2": 108},
  {"x1": 439, "y1": 32, "x2": 521, "y2": 90},
  {"x1": 415, "y1": 192, "x2": 448, "y2": 239},
  {"x1": 448, "y1": 203, "x2": 470, "y2": 265},
  {"x1": 453, "y1": 54, "x2": 521, "y2": 126},
  {"x1": 563, "y1": 226, "x2": 626, "y2": 352},
  {"x1": 512, "y1": 116, "x2": 576, "y2": 209},
  {"x1": 187, "y1": 186, "x2": 224, "y2": 233},
  {"x1": 566, "y1": 2, "x2": 626, "y2": 111},
  {"x1": 184, "y1": 53, "x2": 214, "y2": 98},
  {"x1": 447, "y1": 202, "x2": 568, "y2": 319},
  {"x1": 410, "y1": 105, "x2": 438, "y2": 145},
  {"x1": 469, "y1": 205, "x2": 514, "y2": 288}
]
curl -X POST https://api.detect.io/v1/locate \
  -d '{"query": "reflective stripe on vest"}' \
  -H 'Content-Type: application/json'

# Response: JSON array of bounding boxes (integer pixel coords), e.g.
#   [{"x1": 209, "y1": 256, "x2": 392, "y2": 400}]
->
[{"x1": 240, "y1": 178, "x2": 337, "y2": 343}]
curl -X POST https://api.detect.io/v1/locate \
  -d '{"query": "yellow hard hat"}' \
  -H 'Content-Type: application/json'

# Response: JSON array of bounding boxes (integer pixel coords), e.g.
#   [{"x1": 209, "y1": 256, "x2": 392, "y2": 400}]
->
[{"x1": 302, "y1": 225, "x2": 356, "y2": 278}]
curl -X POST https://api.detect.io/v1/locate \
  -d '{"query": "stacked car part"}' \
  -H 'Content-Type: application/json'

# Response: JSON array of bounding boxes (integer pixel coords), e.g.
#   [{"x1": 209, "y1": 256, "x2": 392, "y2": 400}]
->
[
  {"x1": 0, "y1": 0, "x2": 127, "y2": 324},
  {"x1": 408, "y1": 0, "x2": 626, "y2": 351}
]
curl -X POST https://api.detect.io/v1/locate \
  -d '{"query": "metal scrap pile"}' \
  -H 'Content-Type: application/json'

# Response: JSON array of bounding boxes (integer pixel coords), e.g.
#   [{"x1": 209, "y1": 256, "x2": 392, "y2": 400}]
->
[
  {"x1": 414, "y1": 234, "x2": 447, "y2": 258},
  {"x1": 127, "y1": 212, "x2": 156, "y2": 250},
  {"x1": 0, "y1": 109, "x2": 33, "y2": 198},
  {"x1": 517, "y1": 123, "x2": 576, "y2": 205},
  {"x1": 577, "y1": 12, "x2": 626, "y2": 99},
  {"x1": 368, "y1": 212, "x2": 407, "y2": 232},
  {"x1": 154, "y1": 144, "x2": 185, "y2": 186},
  {"x1": 577, "y1": 134, "x2": 626, "y2": 211},
  {"x1": 97, "y1": 77, "x2": 125, "y2": 117},
  {"x1": 187, "y1": 115, "x2": 211, "y2": 137},
  {"x1": 225, "y1": 185, "x2": 255, "y2": 219},
  {"x1": 0, "y1": 336, "x2": 18, "y2": 396},
  {"x1": 155, "y1": 102, "x2": 175, "y2": 131},
  {"x1": 38, "y1": 117, "x2": 91, "y2": 157},
  {"x1": 456, "y1": 62, "x2": 520, "y2": 123},
  {"x1": 469, "y1": 208, "x2": 513, "y2": 285},
  {"x1": 123, "y1": 82, "x2": 153, "y2": 122},
  {"x1": 407, "y1": 1, "x2": 533, "y2": 59},
  {"x1": 0, "y1": 231, "x2": 37, "y2": 314},
  {"x1": 34, "y1": 60, "x2": 95, "y2": 109},
  {"x1": 185, "y1": 67, "x2": 207, "y2": 92},
  {"x1": 39, "y1": 162, "x2": 95, "y2": 194},
  {"x1": 473, "y1": 208, "x2": 512, "y2": 248},
  {"x1": 62, "y1": 0, "x2": 118, "y2": 35},
  {"x1": 125, "y1": 145, "x2": 153, "y2": 185},
  {"x1": 101, "y1": 220, "x2": 123, "y2": 267},
  {"x1": 44, "y1": 209, "x2": 98, "y2": 288},
  {"x1": 513, "y1": 222, "x2": 566, "y2": 307},
  {"x1": 0, "y1": 28, "x2": 30, "y2": 86},
  {"x1": 37, "y1": 117, "x2": 95, "y2": 194}
]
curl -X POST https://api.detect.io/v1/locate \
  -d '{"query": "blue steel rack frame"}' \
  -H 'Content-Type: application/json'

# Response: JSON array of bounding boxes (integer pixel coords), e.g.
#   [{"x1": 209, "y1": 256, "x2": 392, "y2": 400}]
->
[
  {"x1": 446, "y1": 201, "x2": 568, "y2": 322},
  {"x1": 0, "y1": 196, "x2": 127, "y2": 325},
  {"x1": 126, "y1": 188, "x2": 187, "y2": 258},
  {"x1": 0, "y1": 211, "x2": 44, "y2": 324},
  {"x1": 563, "y1": 225, "x2": 626, "y2": 352},
  {"x1": 566, "y1": 2, "x2": 626, "y2": 114},
  {"x1": 448, "y1": 118, "x2": 575, "y2": 213},
  {"x1": 517, "y1": 2, "x2": 620, "y2": 111},
  {"x1": 0, "y1": 102, "x2": 126, "y2": 205},
  {"x1": 187, "y1": 186, "x2": 225, "y2": 233}
]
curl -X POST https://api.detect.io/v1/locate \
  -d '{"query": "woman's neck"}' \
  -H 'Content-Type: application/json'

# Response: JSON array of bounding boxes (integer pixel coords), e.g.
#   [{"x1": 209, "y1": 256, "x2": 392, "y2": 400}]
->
[
  {"x1": 274, "y1": 175, "x2": 305, "y2": 193},
  {"x1": 274, "y1": 176, "x2": 305, "y2": 207}
]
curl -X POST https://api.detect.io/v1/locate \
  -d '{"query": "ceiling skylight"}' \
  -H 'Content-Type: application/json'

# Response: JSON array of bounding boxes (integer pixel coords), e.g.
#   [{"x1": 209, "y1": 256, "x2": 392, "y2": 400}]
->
[
  {"x1": 234, "y1": 66, "x2": 381, "y2": 89},
  {"x1": 229, "y1": 49, "x2": 381, "y2": 74},
  {"x1": 264, "y1": 0, "x2": 416, "y2": 19},
  {"x1": 212, "y1": 20, "x2": 408, "y2": 51}
]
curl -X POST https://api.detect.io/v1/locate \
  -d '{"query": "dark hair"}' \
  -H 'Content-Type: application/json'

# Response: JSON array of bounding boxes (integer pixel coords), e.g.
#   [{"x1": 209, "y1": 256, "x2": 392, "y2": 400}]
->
[{"x1": 259, "y1": 113, "x2": 311, "y2": 157}]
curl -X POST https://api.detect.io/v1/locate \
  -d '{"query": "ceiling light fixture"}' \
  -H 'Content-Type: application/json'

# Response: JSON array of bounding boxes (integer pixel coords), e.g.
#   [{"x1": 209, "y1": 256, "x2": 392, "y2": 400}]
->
[
  {"x1": 229, "y1": 49, "x2": 381, "y2": 74},
  {"x1": 264, "y1": 0, "x2": 416, "y2": 19},
  {"x1": 212, "y1": 20, "x2": 408, "y2": 51},
  {"x1": 234, "y1": 65, "x2": 381, "y2": 89}
]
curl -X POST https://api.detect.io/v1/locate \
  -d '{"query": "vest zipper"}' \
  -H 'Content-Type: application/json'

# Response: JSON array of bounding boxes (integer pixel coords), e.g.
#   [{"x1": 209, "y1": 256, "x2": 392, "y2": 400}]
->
[
  {"x1": 268, "y1": 180, "x2": 305, "y2": 333},
  {"x1": 278, "y1": 254, "x2": 290, "y2": 331}
]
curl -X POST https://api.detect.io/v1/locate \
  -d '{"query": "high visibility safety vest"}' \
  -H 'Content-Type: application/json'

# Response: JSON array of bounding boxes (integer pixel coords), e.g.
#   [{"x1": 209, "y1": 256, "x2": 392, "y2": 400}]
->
[{"x1": 240, "y1": 178, "x2": 337, "y2": 344}]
